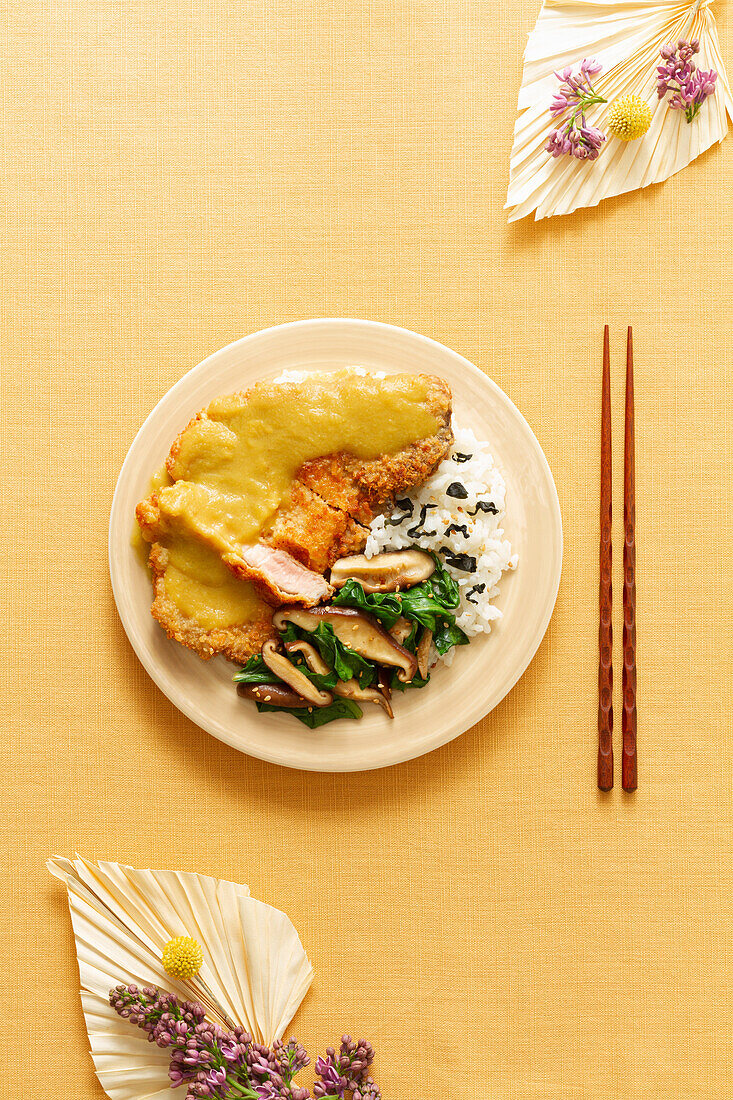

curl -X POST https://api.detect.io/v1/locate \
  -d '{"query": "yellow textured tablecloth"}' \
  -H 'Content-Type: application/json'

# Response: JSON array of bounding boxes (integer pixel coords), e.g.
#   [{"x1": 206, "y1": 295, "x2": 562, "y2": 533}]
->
[{"x1": 2, "y1": 1, "x2": 731, "y2": 1097}]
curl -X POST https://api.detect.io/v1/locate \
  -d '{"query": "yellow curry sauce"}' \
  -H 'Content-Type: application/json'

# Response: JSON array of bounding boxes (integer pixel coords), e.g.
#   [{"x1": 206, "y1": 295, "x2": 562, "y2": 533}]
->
[
  {"x1": 142, "y1": 371, "x2": 438, "y2": 629},
  {"x1": 162, "y1": 533, "x2": 265, "y2": 630},
  {"x1": 133, "y1": 459, "x2": 268, "y2": 630}
]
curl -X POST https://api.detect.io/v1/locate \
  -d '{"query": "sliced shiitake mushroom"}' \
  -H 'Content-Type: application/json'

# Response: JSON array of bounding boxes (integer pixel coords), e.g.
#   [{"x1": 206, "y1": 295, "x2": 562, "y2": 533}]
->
[
  {"x1": 284, "y1": 640, "x2": 330, "y2": 676},
  {"x1": 237, "y1": 682, "x2": 310, "y2": 708},
  {"x1": 389, "y1": 616, "x2": 413, "y2": 644},
  {"x1": 330, "y1": 549, "x2": 435, "y2": 593},
  {"x1": 377, "y1": 667, "x2": 392, "y2": 700},
  {"x1": 334, "y1": 678, "x2": 394, "y2": 718},
  {"x1": 287, "y1": 634, "x2": 394, "y2": 717},
  {"x1": 273, "y1": 606, "x2": 418, "y2": 683},
  {"x1": 416, "y1": 628, "x2": 433, "y2": 680},
  {"x1": 261, "y1": 639, "x2": 333, "y2": 707}
]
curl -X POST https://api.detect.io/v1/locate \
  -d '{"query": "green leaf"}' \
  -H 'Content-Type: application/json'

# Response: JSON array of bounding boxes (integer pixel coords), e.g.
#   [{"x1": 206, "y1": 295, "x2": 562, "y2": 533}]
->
[
  {"x1": 397, "y1": 588, "x2": 449, "y2": 631},
  {"x1": 277, "y1": 622, "x2": 301, "y2": 646},
  {"x1": 331, "y1": 555, "x2": 461, "y2": 632},
  {"x1": 390, "y1": 668, "x2": 430, "y2": 692},
  {"x1": 232, "y1": 655, "x2": 279, "y2": 686},
  {"x1": 256, "y1": 697, "x2": 363, "y2": 728},
  {"x1": 433, "y1": 619, "x2": 470, "y2": 655},
  {"x1": 400, "y1": 554, "x2": 467, "y2": 654},
  {"x1": 427, "y1": 553, "x2": 461, "y2": 609},
  {"x1": 388, "y1": 554, "x2": 461, "y2": 633},
  {"x1": 307, "y1": 622, "x2": 375, "y2": 687},
  {"x1": 331, "y1": 580, "x2": 403, "y2": 628},
  {"x1": 296, "y1": 663, "x2": 338, "y2": 691}
]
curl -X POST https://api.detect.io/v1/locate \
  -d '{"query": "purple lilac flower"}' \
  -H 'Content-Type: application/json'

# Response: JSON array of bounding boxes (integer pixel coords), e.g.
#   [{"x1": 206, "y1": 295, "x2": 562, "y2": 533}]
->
[
  {"x1": 352, "y1": 1082, "x2": 381, "y2": 1100},
  {"x1": 256, "y1": 1084, "x2": 282, "y2": 1099},
  {"x1": 313, "y1": 1037, "x2": 377, "y2": 1098},
  {"x1": 657, "y1": 39, "x2": 717, "y2": 122},
  {"x1": 333, "y1": 1037, "x2": 376, "y2": 1090},
  {"x1": 110, "y1": 985, "x2": 380, "y2": 1100},
  {"x1": 545, "y1": 59, "x2": 608, "y2": 161},
  {"x1": 313, "y1": 1055, "x2": 347, "y2": 1098},
  {"x1": 274, "y1": 1039, "x2": 311, "y2": 1077},
  {"x1": 256, "y1": 1086, "x2": 311, "y2": 1100}
]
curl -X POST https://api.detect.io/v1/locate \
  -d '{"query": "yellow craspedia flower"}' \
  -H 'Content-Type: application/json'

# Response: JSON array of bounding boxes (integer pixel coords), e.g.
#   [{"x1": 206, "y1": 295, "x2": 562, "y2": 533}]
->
[
  {"x1": 607, "y1": 95, "x2": 653, "y2": 141},
  {"x1": 162, "y1": 936, "x2": 203, "y2": 980}
]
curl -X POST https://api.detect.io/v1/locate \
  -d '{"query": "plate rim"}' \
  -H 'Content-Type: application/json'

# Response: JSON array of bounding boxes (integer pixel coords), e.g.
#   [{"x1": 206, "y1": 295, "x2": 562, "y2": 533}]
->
[{"x1": 109, "y1": 318, "x2": 563, "y2": 771}]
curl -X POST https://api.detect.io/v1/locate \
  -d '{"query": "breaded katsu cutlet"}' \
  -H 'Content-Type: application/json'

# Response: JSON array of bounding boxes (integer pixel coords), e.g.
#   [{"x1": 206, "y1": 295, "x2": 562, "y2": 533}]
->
[
  {"x1": 147, "y1": 542, "x2": 275, "y2": 663},
  {"x1": 137, "y1": 372, "x2": 453, "y2": 662},
  {"x1": 297, "y1": 375, "x2": 453, "y2": 523}
]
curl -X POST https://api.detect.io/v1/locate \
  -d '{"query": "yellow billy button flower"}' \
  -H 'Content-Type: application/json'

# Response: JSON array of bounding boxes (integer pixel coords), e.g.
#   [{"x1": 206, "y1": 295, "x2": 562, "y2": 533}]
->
[
  {"x1": 162, "y1": 936, "x2": 203, "y2": 980},
  {"x1": 607, "y1": 95, "x2": 653, "y2": 141}
]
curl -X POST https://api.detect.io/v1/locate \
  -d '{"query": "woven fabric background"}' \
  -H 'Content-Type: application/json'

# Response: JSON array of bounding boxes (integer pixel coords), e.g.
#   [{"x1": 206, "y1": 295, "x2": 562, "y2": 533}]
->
[{"x1": 1, "y1": 1, "x2": 731, "y2": 1097}]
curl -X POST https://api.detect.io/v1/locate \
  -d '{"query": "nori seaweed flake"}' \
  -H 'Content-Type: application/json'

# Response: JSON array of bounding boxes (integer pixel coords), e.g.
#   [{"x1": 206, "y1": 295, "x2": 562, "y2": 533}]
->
[
  {"x1": 466, "y1": 583, "x2": 486, "y2": 605},
  {"x1": 438, "y1": 548, "x2": 477, "y2": 572},
  {"x1": 467, "y1": 500, "x2": 499, "y2": 516},
  {"x1": 446, "y1": 482, "x2": 469, "y2": 499},
  {"x1": 407, "y1": 503, "x2": 438, "y2": 539},
  {"x1": 452, "y1": 452, "x2": 473, "y2": 464},
  {"x1": 385, "y1": 496, "x2": 415, "y2": 525},
  {"x1": 444, "y1": 523, "x2": 469, "y2": 538}
]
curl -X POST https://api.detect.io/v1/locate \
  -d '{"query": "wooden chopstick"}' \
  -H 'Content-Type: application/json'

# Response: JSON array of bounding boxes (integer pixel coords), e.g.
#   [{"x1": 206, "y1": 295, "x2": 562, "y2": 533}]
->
[
  {"x1": 622, "y1": 327, "x2": 638, "y2": 791},
  {"x1": 598, "y1": 324, "x2": 614, "y2": 791}
]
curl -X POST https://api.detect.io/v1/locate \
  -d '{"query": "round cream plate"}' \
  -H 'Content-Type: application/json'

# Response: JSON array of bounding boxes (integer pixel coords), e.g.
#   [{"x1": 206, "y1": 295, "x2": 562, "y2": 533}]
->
[{"x1": 109, "y1": 319, "x2": 562, "y2": 772}]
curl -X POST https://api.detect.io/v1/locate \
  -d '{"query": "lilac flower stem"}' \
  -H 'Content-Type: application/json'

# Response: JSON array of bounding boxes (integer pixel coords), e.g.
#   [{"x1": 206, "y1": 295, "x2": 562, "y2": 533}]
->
[
  {"x1": 225, "y1": 1083, "x2": 258, "y2": 1099},
  {"x1": 545, "y1": 59, "x2": 608, "y2": 161},
  {"x1": 657, "y1": 38, "x2": 717, "y2": 123}
]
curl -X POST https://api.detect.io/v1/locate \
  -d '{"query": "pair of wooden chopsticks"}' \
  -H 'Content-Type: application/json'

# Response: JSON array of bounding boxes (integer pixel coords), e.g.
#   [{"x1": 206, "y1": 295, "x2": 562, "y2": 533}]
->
[{"x1": 598, "y1": 325, "x2": 637, "y2": 792}]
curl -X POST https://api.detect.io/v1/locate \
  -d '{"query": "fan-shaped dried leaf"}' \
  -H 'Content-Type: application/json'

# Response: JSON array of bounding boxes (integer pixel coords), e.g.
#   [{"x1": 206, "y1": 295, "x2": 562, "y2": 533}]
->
[
  {"x1": 506, "y1": 0, "x2": 733, "y2": 220},
  {"x1": 49, "y1": 857, "x2": 314, "y2": 1100}
]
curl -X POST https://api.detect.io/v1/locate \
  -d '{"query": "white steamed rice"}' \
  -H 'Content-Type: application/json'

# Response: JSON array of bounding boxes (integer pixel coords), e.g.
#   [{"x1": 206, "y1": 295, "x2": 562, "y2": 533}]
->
[
  {"x1": 273, "y1": 366, "x2": 386, "y2": 383},
  {"x1": 365, "y1": 426, "x2": 518, "y2": 664}
]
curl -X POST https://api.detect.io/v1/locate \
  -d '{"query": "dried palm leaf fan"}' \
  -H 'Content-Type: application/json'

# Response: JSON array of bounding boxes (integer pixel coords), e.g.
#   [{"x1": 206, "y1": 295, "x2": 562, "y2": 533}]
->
[
  {"x1": 506, "y1": 0, "x2": 733, "y2": 220},
  {"x1": 48, "y1": 857, "x2": 314, "y2": 1100}
]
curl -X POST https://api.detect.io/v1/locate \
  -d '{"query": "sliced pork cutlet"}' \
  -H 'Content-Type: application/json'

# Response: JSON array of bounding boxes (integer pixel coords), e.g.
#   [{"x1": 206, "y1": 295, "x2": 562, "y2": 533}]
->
[
  {"x1": 297, "y1": 374, "x2": 453, "y2": 524},
  {"x1": 147, "y1": 542, "x2": 274, "y2": 663},
  {"x1": 136, "y1": 491, "x2": 333, "y2": 608},
  {"x1": 227, "y1": 540, "x2": 333, "y2": 604}
]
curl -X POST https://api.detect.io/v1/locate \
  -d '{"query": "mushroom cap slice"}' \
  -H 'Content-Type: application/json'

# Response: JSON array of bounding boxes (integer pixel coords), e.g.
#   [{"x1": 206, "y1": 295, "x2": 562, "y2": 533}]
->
[
  {"x1": 284, "y1": 640, "x2": 331, "y2": 676},
  {"x1": 330, "y1": 549, "x2": 435, "y2": 593},
  {"x1": 332, "y1": 677, "x2": 394, "y2": 718},
  {"x1": 389, "y1": 616, "x2": 413, "y2": 644},
  {"x1": 287, "y1": 638, "x2": 393, "y2": 717},
  {"x1": 237, "y1": 682, "x2": 311, "y2": 708},
  {"x1": 273, "y1": 605, "x2": 418, "y2": 683},
  {"x1": 416, "y1": 627, "x2": 433, "y2": 681},
  {"x1": 377, "y1": 666, "x2": 392, "y2": 700},
  {"x1": 261, "y1": 639, "x2": 333, "y2": 707}
]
